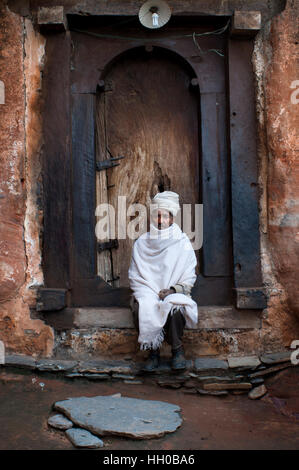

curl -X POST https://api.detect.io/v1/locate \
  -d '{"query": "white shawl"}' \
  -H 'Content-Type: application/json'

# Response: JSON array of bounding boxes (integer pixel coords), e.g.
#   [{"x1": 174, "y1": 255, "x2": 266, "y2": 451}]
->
[{"x1": 128, "y1": 222, "x2": 198, "y2": 350}]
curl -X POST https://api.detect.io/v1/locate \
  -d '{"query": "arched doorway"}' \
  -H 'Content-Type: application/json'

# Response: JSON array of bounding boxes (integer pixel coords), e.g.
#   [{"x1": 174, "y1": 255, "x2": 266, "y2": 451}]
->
[
  {"x1": 95, "y1": 47, "x2": 201, "y2": 288},
  {"x1": 40, "y1": 14, "x2": 266, "y2": 316},
  {"x1": 68, "y1": 18, "x2": 233, "y2": 308}
]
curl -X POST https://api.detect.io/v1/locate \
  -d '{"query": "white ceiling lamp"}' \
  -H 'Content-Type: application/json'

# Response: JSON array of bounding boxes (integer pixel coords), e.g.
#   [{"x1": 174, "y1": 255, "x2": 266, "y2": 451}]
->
[{"x1": 139, "y1": 0, "x2": 172, "y2": 29}]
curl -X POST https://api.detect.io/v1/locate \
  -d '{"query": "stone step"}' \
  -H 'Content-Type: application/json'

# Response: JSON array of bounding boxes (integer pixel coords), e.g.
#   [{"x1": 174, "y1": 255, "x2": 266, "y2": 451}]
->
[
  {"x1": 2, "y1": 353, "x2": 296, "y2": 401},
  {"x1": 36, "y1": 306, "x2": 263, "y2": 359},
  {"x1": 3, "y1": 353, "x2": 294, "y2": 376},
  {"x1": 41, "y1": 305, "x2": 262, "y2": 330}
]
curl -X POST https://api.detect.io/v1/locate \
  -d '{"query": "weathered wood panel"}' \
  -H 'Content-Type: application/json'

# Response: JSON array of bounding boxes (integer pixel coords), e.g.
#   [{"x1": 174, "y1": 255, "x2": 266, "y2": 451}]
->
[
  {"x1": 191, "y1": 274, "x2": 233, "y2": 305},
  {"x1": 71, "y1": 93, "x2": 96, "y2": 280},
  {"x1": 101, "y1": 47, "x2": 200, "y2": 287},
  {"x1": 62, "y1": 1, "x2": 281, "y2": 22},
  {"x1": 68, "y1": 19, "x2": 235, "y2": 306},
  {"x1": 201, "y1": 91, "x2": 232, "y2": 276},
  {"x1": 95, "y1": 90, "x2": 113, "y2": 283},
  {"x1": 71, "y1": 278, "x2": 131, "y2": 306},
  {"x1": 234, "y1": 287, "x2": 267, "y2": 309},
  {"x1": 42, "y1": 32, "x2": 72, "y2": 288},
  {"x1": 36, "y1": 288, "x2": 67, "y2": 311},
  {"x1": 227, "y1": 39, "x2": 263, "y2": 287}
]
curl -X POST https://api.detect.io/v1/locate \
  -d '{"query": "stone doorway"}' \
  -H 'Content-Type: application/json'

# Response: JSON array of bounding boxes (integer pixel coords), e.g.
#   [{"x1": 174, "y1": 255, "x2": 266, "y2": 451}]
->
[{"x1": 39, "y1": 13, "x2": 266, "y2": 321}]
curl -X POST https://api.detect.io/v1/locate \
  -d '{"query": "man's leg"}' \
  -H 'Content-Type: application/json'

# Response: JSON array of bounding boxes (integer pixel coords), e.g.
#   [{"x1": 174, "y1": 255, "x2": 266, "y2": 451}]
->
[
  {"x1": 130, "y1": 295, "x2": 160, "y2": 372},
  {"x1": 130, "y1": 294, "x2": 139, "y2": 333},
  {"x1": 163, "y1": 307, "x2": 187, "y2": 370}
]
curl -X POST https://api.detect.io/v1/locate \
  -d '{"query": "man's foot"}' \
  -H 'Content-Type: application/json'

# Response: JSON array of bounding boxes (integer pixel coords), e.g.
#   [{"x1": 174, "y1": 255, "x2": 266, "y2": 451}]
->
[
  {"x1": 142, "y1": 349, "x2": 160, "y2": 372},
  {"x1": 171, "y1": 347, "x2": 186, "y2": 370}
]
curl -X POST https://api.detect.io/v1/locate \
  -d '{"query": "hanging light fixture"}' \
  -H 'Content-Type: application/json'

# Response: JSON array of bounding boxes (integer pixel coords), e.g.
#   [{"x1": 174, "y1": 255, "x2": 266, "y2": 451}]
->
[{"x1": 139, "y1": 0, "x2": 172, "y2": 29}]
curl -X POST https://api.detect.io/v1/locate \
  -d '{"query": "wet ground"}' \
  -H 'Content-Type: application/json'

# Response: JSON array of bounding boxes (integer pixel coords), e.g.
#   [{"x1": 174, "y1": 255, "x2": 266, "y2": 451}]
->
[{"x1": 0, "y1": 366, "x2": 298, "y2": 450}]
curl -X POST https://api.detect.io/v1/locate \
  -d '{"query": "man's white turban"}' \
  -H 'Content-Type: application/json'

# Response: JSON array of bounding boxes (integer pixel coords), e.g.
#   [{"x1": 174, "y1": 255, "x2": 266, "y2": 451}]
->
[{"x1": 151, "y1": 191, "x2": 181, "y2": 217}]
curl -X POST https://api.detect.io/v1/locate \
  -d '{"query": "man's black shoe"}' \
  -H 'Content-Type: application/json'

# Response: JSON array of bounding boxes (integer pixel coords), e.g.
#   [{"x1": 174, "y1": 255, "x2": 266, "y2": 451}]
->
[
  {"x1": 171, "y1": 347, "x2": 186, "y2": 370},
  {"x1": 142, "y1": 349, "x2": 160, "y2": 372}
]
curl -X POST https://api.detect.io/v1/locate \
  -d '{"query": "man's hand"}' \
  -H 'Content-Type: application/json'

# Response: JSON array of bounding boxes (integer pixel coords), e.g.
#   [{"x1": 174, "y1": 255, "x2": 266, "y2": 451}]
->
[{"x1": 158, "y1": 288, "x2": 175, "y2": 300}]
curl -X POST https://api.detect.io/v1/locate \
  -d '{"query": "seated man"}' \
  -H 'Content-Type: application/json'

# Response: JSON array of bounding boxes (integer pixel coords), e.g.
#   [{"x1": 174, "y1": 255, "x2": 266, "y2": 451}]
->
[{"x1": 128, "y1": 190, "x2": 198, "y2": 372}]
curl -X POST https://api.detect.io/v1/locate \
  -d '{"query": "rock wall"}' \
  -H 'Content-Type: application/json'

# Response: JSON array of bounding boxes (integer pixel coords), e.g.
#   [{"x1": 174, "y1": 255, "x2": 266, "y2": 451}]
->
[
  {"x1": 252, "y1": 0, "x2": 299, "y2": 352},
  {"x1": 0, "y1": 0, "x2": 298, "y2": 358},
  {"x1": 0, "y1": 3, "x2": 54, "y2": 356}
]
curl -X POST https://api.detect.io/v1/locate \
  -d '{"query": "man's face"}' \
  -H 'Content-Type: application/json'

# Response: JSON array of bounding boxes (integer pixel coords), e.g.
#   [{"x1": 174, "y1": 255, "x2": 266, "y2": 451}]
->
[{"x1": 151, "y1": 209, "x2": 173, "y2": 230}]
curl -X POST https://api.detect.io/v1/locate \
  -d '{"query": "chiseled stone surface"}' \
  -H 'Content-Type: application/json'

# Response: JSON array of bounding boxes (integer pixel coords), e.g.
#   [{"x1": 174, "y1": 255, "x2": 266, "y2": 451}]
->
[
  {"x1": 197, "y1": 388, "x2": 228, "y2": 396},
  {"x1": 227, "y1": 356, "x2": 261, "y2": 369},
  {"x1": 55, "y1": 395, "x2": 182, "y2": 439},
  {"x1": 80, "y1": 373, "x2": 110, "y2": 380},
  {"x1": 48, "y1": 414, "x2": 73, "y2": 430},
  {"x1": 112, "y1": 373, "x2": 136, "y2": 380},
  {"x1": 194, "y1": 358, "x2": 228, "y2": 372},
  {"x1": 4, "y1": 354, "x2": 36, "y2": 369},
  {"x1": 258, "y1": 0, "x2": 299, "y2": 319},
  {"x1": 77, "y1": 360, "x2": 134, "y2": 375},
  {"x1": 197, "y1": 375, "x2": 245, "y2": 384},
  {"x1": 250, "y1": 377, "x2": 265, "y2": 385},
  {"x1": 124, "y1": 380, "x2": 143, "y2": 385},
  {"x1": 157, "y1": 377, "x2": 185, "y2": 389},
  {"x1": 248, "y1": 362, "x2": 292, "y2": 378},
  {"x1": 0, "y1": 5, "x2": 54, "y2": 357},
  {"x1": 65, "y1": 428, "x2": 104, "y2": 448},
  {"x1": 260, "y1": 351, "x2": 291, "y2": 365},
  {"x1": 0, "y1": 0, "x2": 298, "y2": 365},
  {"x1": 248, "y1": 384, "x2": 267, "y2": 400},
  {"x1": 203, "y1": 382, "x2": 252, "y2": 391},
  {"x1": 36, "y1": 359, "x2": 77, "y2": 372}
]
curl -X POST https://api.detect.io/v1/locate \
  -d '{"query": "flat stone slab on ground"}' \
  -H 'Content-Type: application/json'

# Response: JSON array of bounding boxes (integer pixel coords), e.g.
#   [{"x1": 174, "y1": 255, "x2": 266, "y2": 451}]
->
[
  {"x1": 248, "y1": 384, "x2": 267, "y2": 400},
  {"x1": 227, "y1": 356, "x2": 261, "y2": 369},
  {"x1": 4, "y1": 355, "x2": 36, "y2": 370},
  {"x1": 124, "y1": 380, "x2": 143, "y2": 385},
  {"x1": 82, "y1": 374, "x2": 111, "y2": 380},
  {"x1": 197, "y1": 388, "x2": 228, "y2": 396},
  {"x1": 136, "y1": 359, "x2": 192, "y2": 375},
  {"x1": 36, "y1": 359, "x2": 78, "y2": 372},
  {"x1": 65, "y1": 372, "x2": 110, "y2": 379},
  {"x1": 194, "y1": 358, "x2": 228, "y2": 372},
  {"x1": 54, "y1": 395, "x2": 182, "y2": 439},
  {"x1": 197, "y1": 375, "x2": 245, "y2": 384},
  {"x1": 48, "y1": 414, "x2": 73, "y2": 430},
  {"x1": 112, "y1": 373, "x2": 136, "y2": 380},
  {"x1": 203, "y1": 382, "x2": 252, "y2": 391},
  {"x1": 249, "y1": 362, "x2": 293, "y2": 378},
  {"x1": 250, "y1": 377, "x2": 264, "y2": 385},
  {"x1": 260, "y1": 351, "x2": 291, "y2": 365},
  {"x1": 65, "y1": 428, "x2": 104, "y2": 448},
  {"x1": 156, "y1": 376, "x2": 187, "y2": 388},
  {"x1": 77, "y1": 360, "x2": 134, "y2": 375}
]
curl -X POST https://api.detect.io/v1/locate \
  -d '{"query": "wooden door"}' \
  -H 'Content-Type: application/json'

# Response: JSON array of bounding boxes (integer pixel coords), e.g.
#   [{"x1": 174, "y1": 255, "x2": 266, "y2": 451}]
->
[
  {"x1": 42, "y1": 16, "x2": 265, "y2": 311},
  {"x1": 96, "y1": 47, "x2": 200, "y2": 289},
  {"x1": 70, "y1": 36, "x2": 232, "y2": 307}
]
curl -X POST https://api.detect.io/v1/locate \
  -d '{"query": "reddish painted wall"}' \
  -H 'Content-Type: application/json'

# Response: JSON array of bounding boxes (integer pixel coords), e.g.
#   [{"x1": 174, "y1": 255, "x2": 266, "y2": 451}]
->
[{"x1": 0, "y1": 0, "x2": 298, "y2": 357}]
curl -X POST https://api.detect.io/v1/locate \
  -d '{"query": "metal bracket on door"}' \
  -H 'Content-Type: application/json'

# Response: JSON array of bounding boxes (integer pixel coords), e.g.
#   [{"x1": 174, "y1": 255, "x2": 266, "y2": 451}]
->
[
  {"x1": 106, "y1": 275, "x2": 120, "y2": 284},
  {"x1": 97, "y1": 239, "x2": 119, "y2": 252},
  {"x1": 96, "y1": 155, "x2": 125, "y2": 171}
]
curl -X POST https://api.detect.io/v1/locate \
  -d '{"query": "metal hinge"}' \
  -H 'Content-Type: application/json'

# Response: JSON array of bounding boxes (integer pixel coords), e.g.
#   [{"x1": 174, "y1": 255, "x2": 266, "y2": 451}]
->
[
  {"x1": 96, "y1": 155, "x2": 125, "y2": 171},
  {"x1": 107, "y1": 275, "x2": 120, "y2": 283},
  {"x1": 97, "y1": 239, "x2": 119, "y2": 253}
]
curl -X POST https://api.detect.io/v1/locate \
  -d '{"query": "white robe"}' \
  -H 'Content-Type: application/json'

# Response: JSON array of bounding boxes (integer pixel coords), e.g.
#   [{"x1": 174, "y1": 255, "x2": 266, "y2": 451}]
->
[{"x1": 128, "y1": 222, "x2": 198, "y2": 350}]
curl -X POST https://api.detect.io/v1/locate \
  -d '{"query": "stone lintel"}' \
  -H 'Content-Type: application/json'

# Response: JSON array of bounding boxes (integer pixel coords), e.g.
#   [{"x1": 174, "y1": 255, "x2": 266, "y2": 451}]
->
[
  {"x1": 37, "y1": 6, "x2": 68, "y2": 32},
  {"x1": 230, "y1": 10, "x2": 261, "y2": 37}
]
